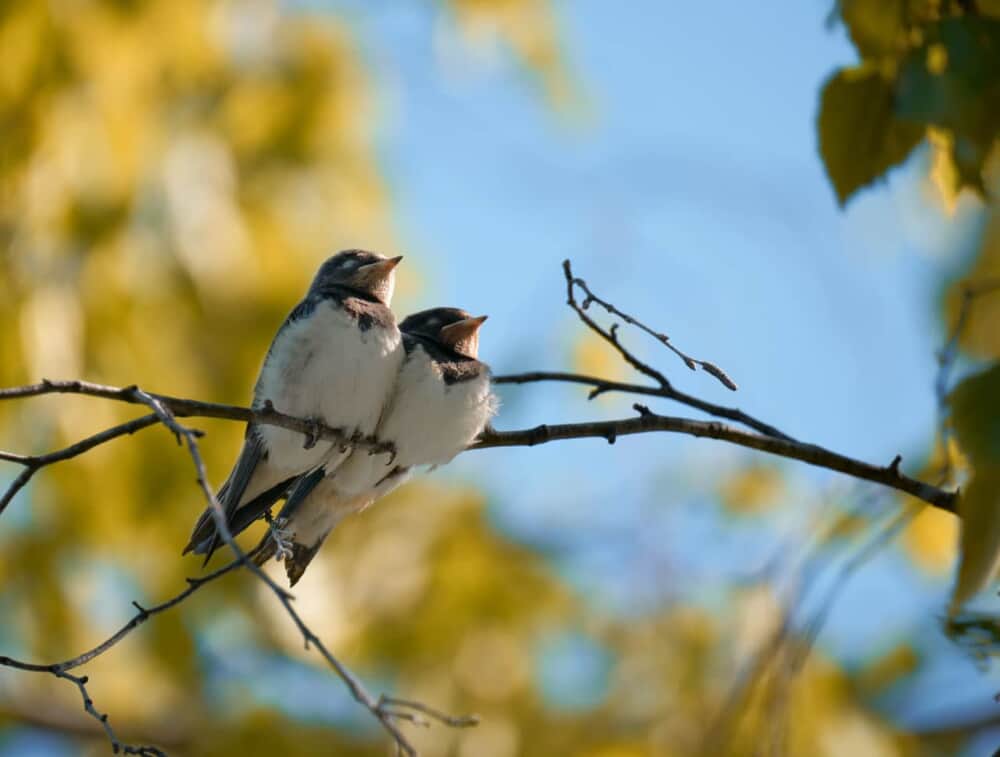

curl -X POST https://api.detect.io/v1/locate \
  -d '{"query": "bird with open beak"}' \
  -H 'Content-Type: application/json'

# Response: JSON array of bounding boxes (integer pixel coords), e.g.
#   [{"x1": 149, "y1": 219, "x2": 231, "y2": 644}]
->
[
  {"x1": 185, "y1": 249, "x2": 405, "y2": 559},
  {"x1": 256, "y1": 307, "x2": 498, "y2": 584}
]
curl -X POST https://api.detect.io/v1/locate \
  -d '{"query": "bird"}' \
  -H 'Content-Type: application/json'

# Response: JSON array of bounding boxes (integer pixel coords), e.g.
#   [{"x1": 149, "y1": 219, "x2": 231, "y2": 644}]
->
[
  {"x1": 255, "y1": 306, "x2": 498, "y2": 585},
  {"x1": 184, "y1": 249, "x2": 405, "y2": 560}
]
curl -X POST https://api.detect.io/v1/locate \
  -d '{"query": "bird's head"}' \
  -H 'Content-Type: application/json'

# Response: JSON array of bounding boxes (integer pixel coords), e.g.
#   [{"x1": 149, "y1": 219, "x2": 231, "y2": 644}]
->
[
  {"x1": 310, "y1": 250, "x2": 403, "y2": 304},
  {"x1": 401, "y1": 307, "x2": 488, "y2": 359}
]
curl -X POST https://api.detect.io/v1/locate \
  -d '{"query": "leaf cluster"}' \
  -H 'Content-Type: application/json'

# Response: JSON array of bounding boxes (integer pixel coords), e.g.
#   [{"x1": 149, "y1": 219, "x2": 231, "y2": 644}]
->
[{"x1": 820, "y1": 0, "x2": 1000, "y2": 205}]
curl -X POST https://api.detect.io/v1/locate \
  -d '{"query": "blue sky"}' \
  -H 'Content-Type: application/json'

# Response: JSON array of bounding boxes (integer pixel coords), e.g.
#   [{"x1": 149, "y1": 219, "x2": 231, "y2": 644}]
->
[
  {"x1": 5, "y1": 3, "x2": 992, "y2": 753},
  {"x1": 310, "y1": 0, "x2": 997, "y2": 734}
]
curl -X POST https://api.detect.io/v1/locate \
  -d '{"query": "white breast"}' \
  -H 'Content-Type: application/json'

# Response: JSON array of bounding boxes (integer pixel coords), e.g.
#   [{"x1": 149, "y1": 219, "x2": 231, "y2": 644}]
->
[
  {"x1": 253, "y1": 301, "x2": 403, "y2": 475},
  {"x1": 330, "y1": 346, "x2": 497, "y2": 497},
  {"x1": 388, "y1": 348, "x2": 497, "y2": 467}
]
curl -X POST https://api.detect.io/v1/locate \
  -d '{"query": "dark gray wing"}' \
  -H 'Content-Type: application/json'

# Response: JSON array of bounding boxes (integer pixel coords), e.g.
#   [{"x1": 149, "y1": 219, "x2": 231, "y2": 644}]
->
[
  {"x1": 226, "y1": 474, "x2": 298, "y2": 536},
  {"x1": 183, "y1": 426, "x2": 267, "y2": 558},
  {"x1": 250, "y1": 295, "x2": 320, "y2": 402},
  {"x1": 275, "y1": 466, "x2": 326, "y2": 522}
]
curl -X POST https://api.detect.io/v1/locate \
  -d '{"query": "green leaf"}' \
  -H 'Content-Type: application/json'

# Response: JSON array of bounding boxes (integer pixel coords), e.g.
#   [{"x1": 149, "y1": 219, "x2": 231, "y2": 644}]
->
[
  {"x1": 817, "y1": 66, "x2": 926, "y2": 206},
  {"x1": 951, "y1": 470, "x2": 1000, "y2": 611},
  {"x1": 895, "y1": 17, "x2": 1000, "y2": 196},
  {"x1": 983, "y1": 0, "x2": 1000, "y2": 19},
  {"x1": 840, "y1": 0, "x2": 909, "y2": 59},
  {"x1": 950, "y1": 363, "x2": 1000, "y2": 465},
  {"x1": 949, "y1": 363, "x2": 1000, "y2": 609}
]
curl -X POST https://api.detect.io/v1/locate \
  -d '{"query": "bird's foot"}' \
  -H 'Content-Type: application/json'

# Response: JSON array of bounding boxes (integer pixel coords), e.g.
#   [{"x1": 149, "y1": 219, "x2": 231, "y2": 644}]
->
[
  {"x1": 301, "y1": 416, "x2": 323, "y2": 450},
  {"x1": 337, "y1": 427, "x2": 362, "y2": 453},
  {"x1": 264, "y1": 515, "x2": 295, "y2": 562}
]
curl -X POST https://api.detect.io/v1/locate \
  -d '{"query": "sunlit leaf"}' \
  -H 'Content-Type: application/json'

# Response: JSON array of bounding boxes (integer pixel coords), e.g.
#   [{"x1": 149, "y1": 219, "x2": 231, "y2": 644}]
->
[
  {"x1": 943, "y1": 207, "x2": 1000, "y2": 359},
  {"x1": 719, "y1": 465, "x2": 783, "y2": 515},
  {"x1": 839, "y1": 0, "x2": 909, "y2": 59},
  {"x1": 895, "y1": 16, "x2": 1000, "y2": 196},
  {"x1": 949, "y1": 363, "x2": 1000, "y2": 608},
  {"x1": 817, "y1": 66, "x2": 925, "y2": 206},
  {"x1": 571, "y1": 331, "x2": 627, "y2": 388},
  {"x1": 854, "y1": 643, "x2": 920, "y2": 695},
  {"x1": 901, "y1": 504, "x2": 958, "y2": 575}
]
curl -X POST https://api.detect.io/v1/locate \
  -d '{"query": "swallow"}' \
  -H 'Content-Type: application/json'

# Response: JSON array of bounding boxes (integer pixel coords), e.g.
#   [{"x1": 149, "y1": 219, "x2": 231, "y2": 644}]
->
[
  {"x1": 184, "y1": 249, "x2": 405, "y2": 559},
  {"x1": 255, "y1": 307, "x2": 498, "y2": 584}
]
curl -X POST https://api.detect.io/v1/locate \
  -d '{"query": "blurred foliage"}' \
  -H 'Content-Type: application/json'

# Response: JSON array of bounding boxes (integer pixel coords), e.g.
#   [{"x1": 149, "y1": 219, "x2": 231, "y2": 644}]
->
[
  {"x1": 822, "y1": 0, "x2": 1000, "y2": 621},
  {"x1": 571, "y1": 331, "x2": 627, "y2": 389},
  {"x1": 820, "y1": 0, "x2": 1000, "y2": 205},
  {"x1": 948, "y1": 364, "x2": 1000, "y2": 607},
  {"x1": 0, "y1": 1, "x2": 996, "y2": 756}
]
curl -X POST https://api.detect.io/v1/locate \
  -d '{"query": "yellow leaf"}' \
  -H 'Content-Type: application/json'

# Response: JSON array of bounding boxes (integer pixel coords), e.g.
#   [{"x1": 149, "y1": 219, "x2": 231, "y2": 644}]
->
[
  {"x1": 902, "y1": 505, "x2": 958, "y2": 575},
  {"x1": 854, "y1": 644, "x2": 920, "y2": 695},
  {"x1": 719, "y1": 465, "x2": 783, "y2": 515},
  {"x1": 817, "y1": 65, "x2": 925, "y2": 206},
  {"x1": 571, "y1": 331, "x2": 626, "y2": 386}
]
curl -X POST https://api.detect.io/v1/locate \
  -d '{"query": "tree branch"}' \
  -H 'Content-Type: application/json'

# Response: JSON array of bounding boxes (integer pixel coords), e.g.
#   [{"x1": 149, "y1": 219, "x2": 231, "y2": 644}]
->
[
  {"x1": 0, "y1": 660, "x2": 168, "y2": 756},
  {"x1": 0, "y1": 379, "x2": 394, "y2": 453},
  {"x1": 562, "y1": 258, "x2": 737, "y2": 391},
  {"x1": 0, "y1": 260, "x2": 972, "y2": 753},
  {"x1": 473, "y1": 404, "x2": 957, "y2": 513},
  {"x1": 0, "y1": 385, "x2": 468, "y2": 756},
  {"x1": 0, "y1": 414, "x2": 161, "y2": 515},
  {"x1": 493, "y1": 370, "x2": 793, "y2": 440}
]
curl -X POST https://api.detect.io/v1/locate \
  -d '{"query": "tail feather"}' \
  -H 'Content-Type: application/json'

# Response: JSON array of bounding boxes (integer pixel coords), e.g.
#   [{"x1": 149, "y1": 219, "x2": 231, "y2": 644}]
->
[{"x1": 183, "y1": 475, "x2": 299, "y2": 561}]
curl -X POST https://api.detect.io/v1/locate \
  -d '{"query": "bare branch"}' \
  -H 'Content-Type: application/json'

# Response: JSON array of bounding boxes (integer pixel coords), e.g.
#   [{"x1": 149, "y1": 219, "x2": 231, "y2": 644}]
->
[
  {"x1": 124, "y1": 387, "x2": 430, "y2": 755},
  {"x1": 0, "y1": 414, "x2": 161, "y2": 515},
  {"x1": 1, "y1": 385, "x2": 472, "y2": 756},
  {"x1": 378, "y1": 696, "x2": 480, "y2": 728},
  {"x1": 563, "y1": 259, "x2": 737, "y2": 390},
  {"x1": 0, "y1": 659, "x2": 168, "y2": 756},
  {"x1": 493, "y1": 370, "x2": 793, "y2": 440},
  {"x1": 0, "y1": 379, "x2": 394, "y2": 454},
  {"x1": 0, "y1": 262, "x2": 973, "y2": 753},
  {"x1": 473, "y1": 406, "x2": 957, "y2": 513}
]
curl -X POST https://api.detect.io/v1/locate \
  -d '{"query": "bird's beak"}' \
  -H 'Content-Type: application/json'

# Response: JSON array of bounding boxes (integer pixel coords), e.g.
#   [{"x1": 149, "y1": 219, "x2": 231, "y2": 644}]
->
[
  {"x1": 441, "y1": 315, "x2": 488, "y2": 340},
  {"x1": 353, "y1": 255, "x2": 403, "y2": 291},
  {"x1": 358, "y1": 255, "x2": 403, "y2": 277}
]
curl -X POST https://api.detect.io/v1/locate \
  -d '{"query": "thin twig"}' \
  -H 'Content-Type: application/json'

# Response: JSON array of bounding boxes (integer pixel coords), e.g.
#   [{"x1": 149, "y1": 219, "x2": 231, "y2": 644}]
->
[
  {"x1": 378, "y1": 696, "x2": 480, "y2": 728},
  {"x1": 493, "y1": 371, "x2": 792, "y2": 440},
  {"x1": 563, "y1": 259, "x2": 737, "y2": 390},
  {"x1": 0, "y1": 414, "x2": 161, "y2": 514},
  {"x1": 124, "y1": 387, "x2": 426, "y2": 755},
  {"x1": 0, "y1": 662, "x2": 171, "y2": 756},
  {"x1": 1, "y1": 384, "x2": 470, "y2": 756},
  {"x1": 703, "y1": 498, "x2": 913, "y2": 753}
]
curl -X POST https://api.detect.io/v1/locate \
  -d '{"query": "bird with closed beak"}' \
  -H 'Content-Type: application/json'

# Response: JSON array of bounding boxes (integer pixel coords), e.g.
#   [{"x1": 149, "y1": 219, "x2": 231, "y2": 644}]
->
[
  {"x1": 185, "y1": 249, "x2": 405, "y2": 559},
  {"x1": 256, "y1": 307, "x2": 498, "y2": 584}
]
